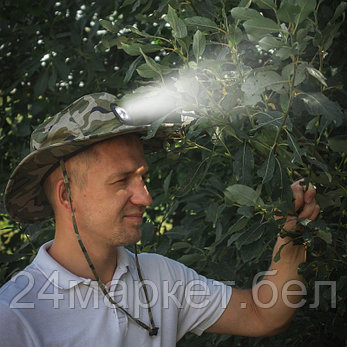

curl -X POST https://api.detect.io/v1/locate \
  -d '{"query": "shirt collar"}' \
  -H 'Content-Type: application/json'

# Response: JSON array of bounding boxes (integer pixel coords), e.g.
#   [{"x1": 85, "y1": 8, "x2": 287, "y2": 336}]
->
[{"x1": 33, "y1": 240, "x2": 135, "y2": 290}]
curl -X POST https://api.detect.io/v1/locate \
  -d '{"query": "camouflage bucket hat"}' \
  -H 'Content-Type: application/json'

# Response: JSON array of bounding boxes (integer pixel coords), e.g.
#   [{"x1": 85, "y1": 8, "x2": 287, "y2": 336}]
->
[{"x1": 5, "y1": 92, "x2": 182, "y2": 224}]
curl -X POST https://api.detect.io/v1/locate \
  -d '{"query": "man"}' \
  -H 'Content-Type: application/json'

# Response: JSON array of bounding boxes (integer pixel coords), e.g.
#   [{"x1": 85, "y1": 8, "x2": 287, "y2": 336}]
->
[{"x1": 0, "y1": 92, "x2": 320, "y2": 346}]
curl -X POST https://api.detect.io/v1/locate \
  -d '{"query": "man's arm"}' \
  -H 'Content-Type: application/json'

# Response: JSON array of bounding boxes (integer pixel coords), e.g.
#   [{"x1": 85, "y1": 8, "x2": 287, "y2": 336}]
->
[{"x1": 206, "y1": 179, "x2": 320, "y2": 337}]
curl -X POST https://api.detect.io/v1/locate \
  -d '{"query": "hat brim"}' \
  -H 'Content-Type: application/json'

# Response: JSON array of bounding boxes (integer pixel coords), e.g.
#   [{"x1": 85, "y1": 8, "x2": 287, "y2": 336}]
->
[{"x1": 5, "y1": 123, "x2": 180, "y2": 224}]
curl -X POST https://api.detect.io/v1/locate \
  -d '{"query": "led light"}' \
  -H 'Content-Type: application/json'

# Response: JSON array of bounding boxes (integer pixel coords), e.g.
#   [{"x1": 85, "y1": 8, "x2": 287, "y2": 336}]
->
[
  {"x1": 111, "y1": 104, "x2": 133, "y2": 124},
  {"x1": 111, "y1": 102, "x2": 197, "y2": 126}
]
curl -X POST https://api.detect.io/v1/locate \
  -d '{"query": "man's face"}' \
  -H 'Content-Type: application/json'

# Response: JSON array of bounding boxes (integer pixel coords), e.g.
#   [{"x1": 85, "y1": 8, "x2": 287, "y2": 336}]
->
[{"x1": 69, "y1": 134, "x2": 152, "y2": 248}]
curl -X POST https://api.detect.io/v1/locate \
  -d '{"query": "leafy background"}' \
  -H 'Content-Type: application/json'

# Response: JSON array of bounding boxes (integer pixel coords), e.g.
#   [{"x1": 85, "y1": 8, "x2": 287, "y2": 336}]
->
[{"x1": 1, "y1": 0, "x2": 346, "y2": 346}]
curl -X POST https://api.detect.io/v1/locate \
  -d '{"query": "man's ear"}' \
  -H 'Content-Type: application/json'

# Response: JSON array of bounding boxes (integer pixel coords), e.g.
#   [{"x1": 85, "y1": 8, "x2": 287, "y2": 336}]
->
[{"x1": 55, "y1": 178, "x2": 71, "y2": 211}]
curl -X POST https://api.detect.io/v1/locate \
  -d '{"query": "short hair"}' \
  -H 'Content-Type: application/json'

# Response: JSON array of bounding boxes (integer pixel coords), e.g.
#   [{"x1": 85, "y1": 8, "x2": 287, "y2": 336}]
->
[{"x1": 43, "y1": 144, "x2": 99, "y2": 211}]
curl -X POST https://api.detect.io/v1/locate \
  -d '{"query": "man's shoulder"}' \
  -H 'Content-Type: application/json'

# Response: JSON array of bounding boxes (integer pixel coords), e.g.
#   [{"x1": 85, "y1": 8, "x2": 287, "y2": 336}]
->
[
  {"x1": 133, "y1": 249, "x2": 184, "y2": 269},
  {"x1": 134, "y1": 249, "x2": 199, "y2": 281},
  {"x1": 0, "y1": 263, "x2": 43, "y2": 305}
]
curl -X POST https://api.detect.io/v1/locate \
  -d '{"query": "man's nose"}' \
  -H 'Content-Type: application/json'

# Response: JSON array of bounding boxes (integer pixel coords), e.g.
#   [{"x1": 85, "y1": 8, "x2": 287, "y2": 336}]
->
[{"x1": 129, "y1": 178, "x2": 153, "y2": 207}]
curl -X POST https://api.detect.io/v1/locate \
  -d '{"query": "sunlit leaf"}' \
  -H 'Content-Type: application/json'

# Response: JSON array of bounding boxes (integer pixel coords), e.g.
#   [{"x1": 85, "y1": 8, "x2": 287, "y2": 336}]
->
[
  {"x1": 192, "y1": 30, "x2": 206, "y2": 60},
  {"x1": 243, "y1": 17, "x2": 280, "y2": 40},
  {"x1": 184, "y1": 16, "x2": 219, "y2": 31},
  {"x1": 165, "y1": 5, "x2": 187, "y2": 38},
  {"x1": 99, "y1": 19, "x2": 119, "y2": 33},
  {"x1": 121, "y1": 42, "x2": 163, "y2": 56},
  {"x1": 306, "y1": 66, "x2": 328, "y2": 87},
  {"x1": 230, "y1": 7, "x2": 263, "y2": 21},
  {"x1": 299, "y1": 92, "x2": 343, "y2": 126}
]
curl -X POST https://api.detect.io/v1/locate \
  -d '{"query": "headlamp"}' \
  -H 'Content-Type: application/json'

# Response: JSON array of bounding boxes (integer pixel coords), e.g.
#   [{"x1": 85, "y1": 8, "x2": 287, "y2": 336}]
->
[
  {"x1": 111, "y1": 102, "x2": 197, "y2": 126},
  {"x1": 111, "y1": 104, "x2": 137, "y2": 125}
]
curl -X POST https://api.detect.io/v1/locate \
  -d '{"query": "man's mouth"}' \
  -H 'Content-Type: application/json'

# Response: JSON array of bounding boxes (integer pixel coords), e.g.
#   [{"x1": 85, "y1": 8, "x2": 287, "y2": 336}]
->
[{"x1": 123, "y1": 213, "x2": 144, "y2": 223}]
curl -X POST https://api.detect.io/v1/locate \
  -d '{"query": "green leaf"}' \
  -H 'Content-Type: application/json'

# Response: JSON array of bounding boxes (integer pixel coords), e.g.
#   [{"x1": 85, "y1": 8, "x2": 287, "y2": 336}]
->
[
  {"x1": 328, "y1": 136, "x2": 347, "y2": 153},
  {"x1": 257, "y1": 149, "x2": 275, "y2": 184},
  {"x1": 275, "y1": 46, "x2": 294, "y2": 60},
  {"x1": 99, "y1": 19, "x2": 119, "y2": 33},
  {"x1": 47, "y1": 67, "x2": 57, "y2": 91},
  {"x1": 128, "y1": 26, "x2": 153, "y2": 38},
  {"x1": 141, "y1": 222, "x2": 155, "y2": 245},
  {"x1": 228, "y1": 26, "x2": 243, "y2": 45},
  {"x1": 299, "y1": 92, "x2": 343, "y2": 126},
  {"x1": 184, "y1": 16, "x2": 218, "y2": 31},
  {"x1": 233, "y1": 142, "x2": 254, "y2": 185},
  {"x1": 316, "y1": 230, "x2": 332, "y2": 244},
  {"x1": 295, "y1": 0, "x2": 316, "y2": 25},
  {"x1": 165, "y1": 5, "x2": 187, "y2": 39},
  {"x1": 172, "y1": 241, "x2": 192, "y2": 250},
  {"x1": 286, "y1": 130, "x2": 305, "y2": 165},
  {"x1": 237, "y1": 223, "x2": 266, "y2": 247},
  {"x1": 136, "y1": 64, "x2": 159, "y2": 78},
  {"x1": 163, "y1": 170, "x2": 173, "y2": 197},
  {"x1": 228, "y1": 217, "x2": 249, "y2": 235},
  {"x1": 121, "y1": 42, "x2": 162, "y2": 56},
  {"x1": 280, "y1": 93, "x2": 290, "y2": 113},
  {"x1": 243, "y1": 17, "x2": 280, "y2": 40},
  {"x1": 258, "y1": 35, "x2": 284, "y2": 50},
  {"x1": 242, "y1": 71, "x2": 284, "y2": 98},
  {"x1": 136, "y1": 63, "x2": 172, "y2": 78},
  {"x1": 240, "y1": 239, "x2": 266, "y2": 262},
  {"x1": 277, "y1": 3, "x2": 300, "y2": 23},
  {"x1": 306, "y1": 66, "x2": 327, "y2": 87},
  {"x1": 227, "y1": 218, "x2": 249, "y2": 246},
  {"x1": 192, "y1": 30, "x2": 206, "y2": 60},
  {"x1": 225, "y1": 184, "x2": 264, "y2": 207},
  {"x1": 142, "y1": 114, "x2": 168, "y2": 139},
  {"x1": 254, "y1": 111, "x2": 283, "y2": 130},
  {"x1": 253, "y1": 0, "x2": 275, "y2": 10},
  {"x1": 273, "y1": 242, "x2": 287, "y2": 262},
  {"x1": 177, "y1": 253, "x2": 201, "y2": 266},
  {"x1": 101, "y1": 36, "x2": 110, "y2": 49},
  {"x1": 139, "y1": 48, "x2": 163, "y2": 77},
  {"x1": 230, "y1": 7, "x2": 263, "y2": 21},
  {"x1": 331, "y1": 2, "x2": 347, "y2": 23},
  {"x1": 237, "y1": 206, "x2": 254, "y2": 219},
  {"x1": 124, "y1": 56, "x2": 142, "y2": 83},
  {"x1": 320, "y1": 21, "x2": 344, "y2": 51},
  {"x1": 282, "y1": 63, "x2": 307, "y2": 86}
]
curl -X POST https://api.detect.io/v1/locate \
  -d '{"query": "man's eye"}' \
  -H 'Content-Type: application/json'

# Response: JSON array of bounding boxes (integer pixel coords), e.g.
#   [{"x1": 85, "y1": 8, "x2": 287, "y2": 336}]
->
[{"x1": 113, "y1": 178, "x2": 126, "y2": 184}]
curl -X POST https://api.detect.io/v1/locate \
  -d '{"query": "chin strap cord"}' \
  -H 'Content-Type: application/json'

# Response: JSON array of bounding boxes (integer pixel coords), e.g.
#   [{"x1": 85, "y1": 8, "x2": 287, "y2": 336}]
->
[{"x1": 60, "y1": 159, "x2": 159, "y2": 336}]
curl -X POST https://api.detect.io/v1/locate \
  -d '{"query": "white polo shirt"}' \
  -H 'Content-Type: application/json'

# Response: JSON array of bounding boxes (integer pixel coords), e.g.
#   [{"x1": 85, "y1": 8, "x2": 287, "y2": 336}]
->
[{"x1": 0, "y1": 241, "x2": 232, "y2": 346}]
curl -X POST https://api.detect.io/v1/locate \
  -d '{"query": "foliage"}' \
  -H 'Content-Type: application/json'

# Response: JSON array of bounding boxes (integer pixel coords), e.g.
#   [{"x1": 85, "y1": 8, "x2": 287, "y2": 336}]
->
[{"x1": 1, "y1": 0, "x2": 347, "y2": 346}]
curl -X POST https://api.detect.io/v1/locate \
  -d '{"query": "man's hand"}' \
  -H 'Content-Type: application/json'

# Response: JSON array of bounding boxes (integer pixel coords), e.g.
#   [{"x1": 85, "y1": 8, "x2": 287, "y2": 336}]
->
[
  {"x1": 206, "y1": 179, "x2": 321, "y2": 338},
  {"x1": 280, "y1": 179, "x2": 320, "y2": 233}
]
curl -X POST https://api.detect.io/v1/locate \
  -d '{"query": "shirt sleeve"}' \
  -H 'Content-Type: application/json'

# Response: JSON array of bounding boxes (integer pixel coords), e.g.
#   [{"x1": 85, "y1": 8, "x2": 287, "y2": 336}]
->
[
  {"x1": 173, "y1": 261, "x2": 232, "y2": 338},
  {"x1": 138, "y1": 252, "x2": 232, "y2": 340}
]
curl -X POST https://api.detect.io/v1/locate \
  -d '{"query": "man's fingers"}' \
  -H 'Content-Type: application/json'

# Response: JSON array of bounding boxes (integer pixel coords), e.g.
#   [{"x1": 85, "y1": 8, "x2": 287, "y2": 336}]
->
[
  {"x1": 298, "y1": 200, "x2": 320, "y2": 220},
  {"x1": 291, "y1": 179, "x2": 305, "y2": 211},
  {"x1": 292, "y1": 180, "x2": 317, "y2": 211},
  {"x1": 303, "y1": 183, "x2": 316, "y2": 204}
]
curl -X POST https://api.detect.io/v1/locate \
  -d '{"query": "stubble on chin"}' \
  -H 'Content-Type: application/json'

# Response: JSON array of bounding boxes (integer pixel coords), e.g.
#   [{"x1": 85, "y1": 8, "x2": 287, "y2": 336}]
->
[{"x1": 109, "y1": 225, "x2": 142, "y2": 247}]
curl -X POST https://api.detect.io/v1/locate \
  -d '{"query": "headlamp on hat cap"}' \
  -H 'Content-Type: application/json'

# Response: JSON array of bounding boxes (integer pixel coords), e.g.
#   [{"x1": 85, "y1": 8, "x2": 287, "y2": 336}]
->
[
  {"x1": 111, "y1": 102, "x2": 197, "y2": 126},
  {"x1": 111, "y1": 104, "x2": 135, "y2": 125}
]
